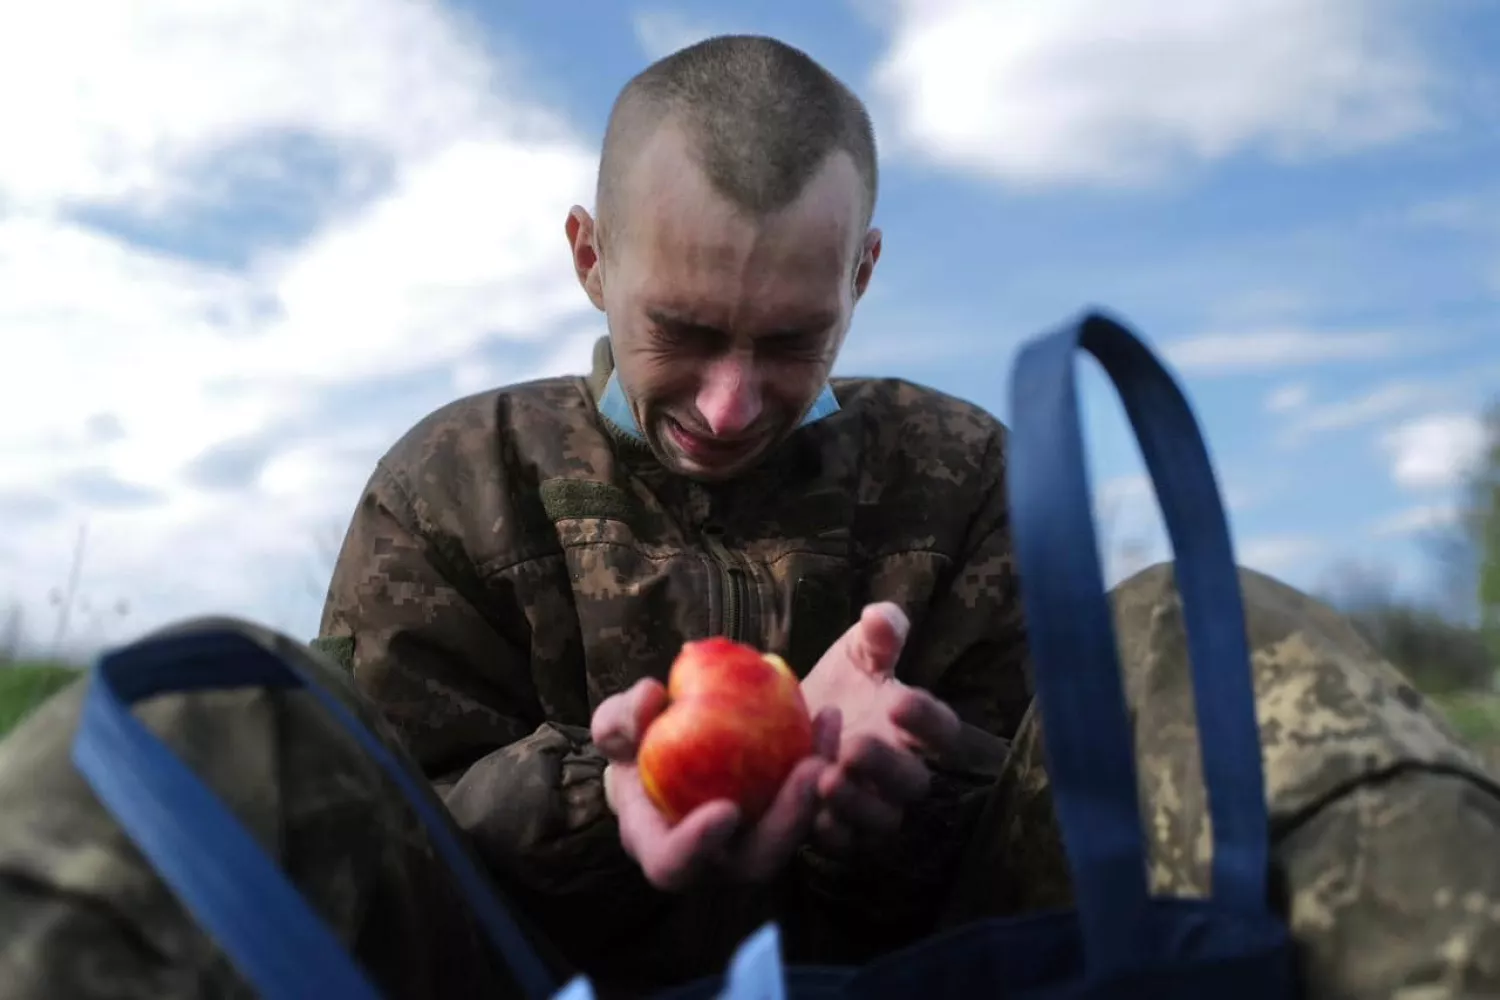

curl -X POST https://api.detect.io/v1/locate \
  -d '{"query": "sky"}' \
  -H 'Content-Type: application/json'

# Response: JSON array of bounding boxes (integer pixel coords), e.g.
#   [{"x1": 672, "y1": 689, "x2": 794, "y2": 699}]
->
[{"x1": 2, "y1": 0, "x2": 1498, "y2": 657}]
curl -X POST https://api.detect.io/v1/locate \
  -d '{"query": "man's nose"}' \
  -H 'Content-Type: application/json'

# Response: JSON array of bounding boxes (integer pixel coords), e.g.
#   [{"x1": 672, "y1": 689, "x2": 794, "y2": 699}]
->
[{"x1": 695, "y1": 356, "x2": 763, "y2": 438}]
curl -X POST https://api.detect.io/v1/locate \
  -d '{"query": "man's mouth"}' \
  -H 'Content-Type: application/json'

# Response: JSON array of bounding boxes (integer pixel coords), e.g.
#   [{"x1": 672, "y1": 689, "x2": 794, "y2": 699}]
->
[{"x1": 665, "y1": 419, "x2": 758, "y2": 465}]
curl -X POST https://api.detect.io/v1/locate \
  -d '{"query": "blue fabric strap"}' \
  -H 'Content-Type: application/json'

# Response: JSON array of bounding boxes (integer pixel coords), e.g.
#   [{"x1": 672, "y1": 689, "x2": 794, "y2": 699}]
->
[
  {"x1": 70, "y1": 629, "x2": 558, "y2": 1000},
  {"x1": 1005, "y1": 311, "x2": 1269, "y2": 973}
]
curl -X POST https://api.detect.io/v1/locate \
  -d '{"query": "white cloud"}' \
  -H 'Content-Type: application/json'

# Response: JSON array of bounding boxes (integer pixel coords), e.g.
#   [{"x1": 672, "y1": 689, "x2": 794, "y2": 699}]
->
[
  {"x1": 1274, "y1": 366, "x2": 1500, "y2": 447},
  {"x1": 1094, "y1": 474, "x2": 1164, "y2": 585},
  {"x1": 1370, "y1": 503, "x2": 1460, "y2": 537},
  {"x1": 870, "y1": 0, "x2": 1439, "y2": 188},
  {"x1": 1400, "y1": 191, "x2": 1500, "y2": 233},
  {"x1": 1091, "y1": 472, "x2": 1262, "y2": 585},
  {"x1": 1264, "y1": 382, "x2": 1313, "y2": 414},
  {"x1": 0, "y1": 0, "x2": 553, "y2": 212},
  {"x1": 244, "y1": 138, "x2": 596, "y2": 385},
  {"x1": 0, "y1": 0, "x2": 602, "y2": 654},
  {"x1": 1237, "y1": 535, "x2": 1325, "y2": 576},
  {"x1": 1379, "y1": 412, "x2": 1487, "y2": 491},
  {"x1": 1291, "y1": 380, "x2": 1439, "y2": 433},
  {"x1": 1271, "y1": 378, "x2": 1456, "y2": 450},
  {"x1": 1163, "y1": 328, "x2": 1407, "y2": 375}
]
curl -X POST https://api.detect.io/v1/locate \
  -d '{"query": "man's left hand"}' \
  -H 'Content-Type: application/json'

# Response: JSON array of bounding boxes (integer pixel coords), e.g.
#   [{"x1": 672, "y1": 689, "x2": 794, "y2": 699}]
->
[{"x1": 799, "y1": 602, "x2": 962, "y2": 853}]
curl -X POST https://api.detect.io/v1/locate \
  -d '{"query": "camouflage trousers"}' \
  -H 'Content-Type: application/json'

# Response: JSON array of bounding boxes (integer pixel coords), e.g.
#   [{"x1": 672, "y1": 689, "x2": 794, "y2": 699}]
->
[{"x1": 1, "y1": 565, "x2": 1499, "y2": 999}]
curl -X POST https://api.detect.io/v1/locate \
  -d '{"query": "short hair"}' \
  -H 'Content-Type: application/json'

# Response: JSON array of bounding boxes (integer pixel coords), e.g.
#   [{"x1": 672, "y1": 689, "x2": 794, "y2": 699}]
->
[{"x1": 596, "y1": 35, "x2": 879, "y2": 245}]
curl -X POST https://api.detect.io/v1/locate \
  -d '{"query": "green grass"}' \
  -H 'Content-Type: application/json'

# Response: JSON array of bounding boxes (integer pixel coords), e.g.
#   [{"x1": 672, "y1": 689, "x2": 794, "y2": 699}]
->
[
  {"x1": 1433, "y1": 690, "x2": 1500, "y2": 744},
  {"x1": 1438, "y1": 693, "x2": 1500, "y2": 775},
  {"x1": 0, "y1": 663, "x2": 83, "y2": 738}
]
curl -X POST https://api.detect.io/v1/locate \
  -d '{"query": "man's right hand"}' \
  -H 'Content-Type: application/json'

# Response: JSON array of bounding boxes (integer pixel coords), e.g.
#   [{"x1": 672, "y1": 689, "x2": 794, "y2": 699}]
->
[{"x1": 591, "y1": 677, "x2": 840, "y2": 892}]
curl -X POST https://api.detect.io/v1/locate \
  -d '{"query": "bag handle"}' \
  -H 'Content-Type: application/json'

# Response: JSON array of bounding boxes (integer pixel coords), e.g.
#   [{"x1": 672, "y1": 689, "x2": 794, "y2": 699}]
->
[
  {"x1": 1006, "y1": 312, "x2": 1270, "y2": 973},
  {"x1": 71, "y1": 627, "x2": 559, "y2": 1000}
]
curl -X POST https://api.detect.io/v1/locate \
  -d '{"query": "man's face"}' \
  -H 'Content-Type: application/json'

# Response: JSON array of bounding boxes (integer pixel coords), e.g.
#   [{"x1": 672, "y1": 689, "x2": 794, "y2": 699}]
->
[{"x1": 566, "y1": 125, "x2": 881, "y2": 481}]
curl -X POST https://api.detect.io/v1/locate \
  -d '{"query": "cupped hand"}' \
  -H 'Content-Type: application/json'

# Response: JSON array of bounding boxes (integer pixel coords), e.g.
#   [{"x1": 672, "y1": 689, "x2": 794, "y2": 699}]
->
[
  {"x1": 591, "y1": 677, "x2": 841, "y2": 892},
  {"x1": 799, "y1": 602, "x2": 963, "y2": 853}
]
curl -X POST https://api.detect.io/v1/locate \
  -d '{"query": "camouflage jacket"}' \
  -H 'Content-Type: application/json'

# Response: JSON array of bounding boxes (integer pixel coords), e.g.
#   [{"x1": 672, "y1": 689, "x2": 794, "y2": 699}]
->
[{"x1": 317, "y1": 337, "x2": 1032, "y2": 988}]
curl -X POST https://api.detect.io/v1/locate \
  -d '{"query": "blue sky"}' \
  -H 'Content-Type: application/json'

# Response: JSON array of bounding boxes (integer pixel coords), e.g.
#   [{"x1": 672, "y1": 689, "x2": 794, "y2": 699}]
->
[{"x1": 1, "y1": 0, "x2": 1497, "y2": 654}]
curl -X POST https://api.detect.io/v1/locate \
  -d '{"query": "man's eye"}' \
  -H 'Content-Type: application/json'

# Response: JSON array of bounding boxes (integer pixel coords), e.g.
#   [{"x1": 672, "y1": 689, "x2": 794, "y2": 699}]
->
[
  {"x1": 760, "y1": 334, "x2": 821, "y2": 359},
  {"x1": 655, "y1": 323, "x2": 722, "y2": 352}
]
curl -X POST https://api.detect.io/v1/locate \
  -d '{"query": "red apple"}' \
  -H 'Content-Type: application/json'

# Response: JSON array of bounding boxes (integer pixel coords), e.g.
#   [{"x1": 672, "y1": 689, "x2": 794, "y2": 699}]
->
[{"x1": 637, "y1": 636, "x2": 815, "y2": 825}]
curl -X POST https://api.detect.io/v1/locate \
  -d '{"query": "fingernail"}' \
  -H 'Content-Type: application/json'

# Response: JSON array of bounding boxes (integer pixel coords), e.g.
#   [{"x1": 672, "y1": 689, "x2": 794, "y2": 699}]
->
[
  {"x1": 872, "y1": 603, "x2": 909, "y2": 641},
  {"x1": 596, "y1": 732, "x2": 634, "y2": 760}
]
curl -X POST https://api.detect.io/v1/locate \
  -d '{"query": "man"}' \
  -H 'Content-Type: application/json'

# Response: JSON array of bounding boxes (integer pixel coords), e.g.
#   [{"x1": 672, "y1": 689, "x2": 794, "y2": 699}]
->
[
  {"x1": 312, "y1": 34, "x2": 1031, "y2": 985},
  {"x1": 1, "y1": 33, "x2": 1498, "y2": 1000}
]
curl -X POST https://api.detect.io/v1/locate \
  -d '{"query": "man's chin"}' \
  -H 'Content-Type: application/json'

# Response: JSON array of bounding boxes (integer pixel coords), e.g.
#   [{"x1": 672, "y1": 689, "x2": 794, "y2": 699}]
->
[
  {"x1": 641, "y1": 419, "x2": 752, "y2": 479},
  {"x1": 659, "y1": 447, "x2": 763, "y2": 482}
]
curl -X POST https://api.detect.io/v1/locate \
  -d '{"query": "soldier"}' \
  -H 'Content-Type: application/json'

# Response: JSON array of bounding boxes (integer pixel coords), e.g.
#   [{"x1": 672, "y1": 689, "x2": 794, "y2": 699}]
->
[
  {"x1": 309, "y1": 33, "x2": 1028, "y2": 988},
  {"x1": 2, "y1": 33, "x2": 1498, "y2": 1000}
]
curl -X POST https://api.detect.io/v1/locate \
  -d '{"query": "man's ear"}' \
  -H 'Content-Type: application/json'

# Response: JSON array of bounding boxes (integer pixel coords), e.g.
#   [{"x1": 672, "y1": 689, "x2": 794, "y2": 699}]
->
[
  {"x1": 565, "y1": 206, "x2": 606, "y2": 311},
  {"x1": 853, "y1": 227, "x2": 882, "y2": 302}
]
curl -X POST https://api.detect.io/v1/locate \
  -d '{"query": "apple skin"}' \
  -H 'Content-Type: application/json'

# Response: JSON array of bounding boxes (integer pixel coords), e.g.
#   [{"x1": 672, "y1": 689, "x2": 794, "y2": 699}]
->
[{"x1": 637, "y1": 636, "x2": 815, "y2": 825}]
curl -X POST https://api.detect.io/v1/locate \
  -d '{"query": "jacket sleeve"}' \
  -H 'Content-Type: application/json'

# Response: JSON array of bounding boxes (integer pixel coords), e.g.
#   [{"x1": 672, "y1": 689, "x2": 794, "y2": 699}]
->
[
  {"x1": 316, "y1": 462, "x2": 670, "y2": 962},
  {"x1": 788, "y1": 424, "x2": 1032, "y2": 962}
]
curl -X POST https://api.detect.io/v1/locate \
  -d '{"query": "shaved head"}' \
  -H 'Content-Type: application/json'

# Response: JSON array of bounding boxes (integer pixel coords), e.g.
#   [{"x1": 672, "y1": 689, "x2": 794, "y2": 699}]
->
[
  {"x1": 596, "y1": 35, "x2": 878, "y2": 248},
  {"x1": 563, "y1": 35, "x2": 884, "y2": 481}
]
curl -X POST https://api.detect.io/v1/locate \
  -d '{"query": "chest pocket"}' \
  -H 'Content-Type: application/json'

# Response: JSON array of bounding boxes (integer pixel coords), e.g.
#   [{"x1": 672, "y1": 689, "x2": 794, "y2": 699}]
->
[
  {"x1": 744, "y1": 486, "x2": 860, "y2": 676},
  {"x1": 540, "y1": 478, "x2": 863, "y2": 691},
  {"x1": 538, "y1": 479, "x2": 709, "y2": 708}
]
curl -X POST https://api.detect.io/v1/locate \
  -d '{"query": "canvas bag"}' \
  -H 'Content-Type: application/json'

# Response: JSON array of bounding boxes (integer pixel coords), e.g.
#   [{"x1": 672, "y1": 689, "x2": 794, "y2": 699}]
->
[{"x1": 70, "y1": 311, "x2": 1300, "y2": 999}]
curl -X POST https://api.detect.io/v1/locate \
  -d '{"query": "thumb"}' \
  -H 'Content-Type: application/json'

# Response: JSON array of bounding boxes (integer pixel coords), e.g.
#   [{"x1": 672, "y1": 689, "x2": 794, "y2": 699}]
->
[{"x1": 849, "y1": 602, "x2": 909, "y2": 679}]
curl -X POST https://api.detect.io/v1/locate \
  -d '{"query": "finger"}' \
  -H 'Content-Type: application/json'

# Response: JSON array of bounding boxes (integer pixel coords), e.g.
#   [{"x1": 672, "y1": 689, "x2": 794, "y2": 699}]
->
[
  {"x1": 611, "y1": 765, "x2": 740, "y2": 890},
  {"x1": 889, "y1": 688, "x2": 962, "y2": 758},
  {"x1": 817, "y1": 770, "x2": 904, "y2": 841},
  {"x1": 606, "y1": 762, "x2": 672, "y2": 852},
  {"x1": 811, "y1": 706, "x2": 842, "y2": 761},
  {"x1": 592, "y1": 678, "x2": 669, "y2": 760},
  {"x1": 849, "y1": 603, "x2": 910, "y2": 679},
  {"x1": 731, "y1": 756, "x2": 825, "y2": 881},
  {"x1": 836, "y1": 732, "x2": 931, "y2": 804},
  {"x1": 820, "y1": 602, "x2": 909, "y2": 683},
  {"x1": 645, "y1": 802, "x2": 741, "y2": 891}
]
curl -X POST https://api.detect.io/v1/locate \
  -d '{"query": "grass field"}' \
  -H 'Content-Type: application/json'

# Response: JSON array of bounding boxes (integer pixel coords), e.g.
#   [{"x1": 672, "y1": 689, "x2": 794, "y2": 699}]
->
[
  {"x1": 1433, "y1": 690, "x2": 1500, "y2": 771},
  {"x1": 0, "y1": 663, "x2": 83, "y2": 736}
]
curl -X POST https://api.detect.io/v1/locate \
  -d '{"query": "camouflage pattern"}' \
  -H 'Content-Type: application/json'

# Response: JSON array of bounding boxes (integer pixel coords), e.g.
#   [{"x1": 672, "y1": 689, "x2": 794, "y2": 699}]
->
[
  {"x1": 945, "y1": 564, "x2": 1500, "y2": 998},
  {"x1": 0, "y1": 617, "x2": 538, "y2": 1000},
  {"x1": 313, "y1": 335, "x2": 1032, "y2": 984}
]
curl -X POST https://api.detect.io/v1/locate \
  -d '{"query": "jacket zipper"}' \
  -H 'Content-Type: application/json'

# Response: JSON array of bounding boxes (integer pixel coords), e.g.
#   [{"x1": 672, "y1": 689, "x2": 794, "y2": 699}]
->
[{"x1": 702, "y1": 526, "x2": 748, "y2": 642}]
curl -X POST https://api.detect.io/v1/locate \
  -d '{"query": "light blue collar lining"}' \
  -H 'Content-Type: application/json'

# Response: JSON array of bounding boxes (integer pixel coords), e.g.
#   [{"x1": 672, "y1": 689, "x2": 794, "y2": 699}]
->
[{"x1": 597, "y1": 372, "x2": 840, "y2": 440}]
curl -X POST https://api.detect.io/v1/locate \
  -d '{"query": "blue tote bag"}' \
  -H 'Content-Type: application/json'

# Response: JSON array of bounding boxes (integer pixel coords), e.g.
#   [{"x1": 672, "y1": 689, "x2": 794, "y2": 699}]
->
[{"x1": 69, "y1": 310, "x2": 1299, "y2": 999}]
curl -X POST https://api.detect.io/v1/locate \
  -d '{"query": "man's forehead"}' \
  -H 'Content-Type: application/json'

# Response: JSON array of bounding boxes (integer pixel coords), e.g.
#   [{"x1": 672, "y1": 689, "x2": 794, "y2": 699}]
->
[
  {"x1": 627, "y1": 181, "x2": 859, "y2": 286},
  {"x1": 622, "y1": 223, "x2": 853, "y2": 339},
  {"x1": 634, "y1": 212, "x2": 853, "y2": 275},
  {"x1": 617, "y1": 125, "x2": 865, "y2": 257}
]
